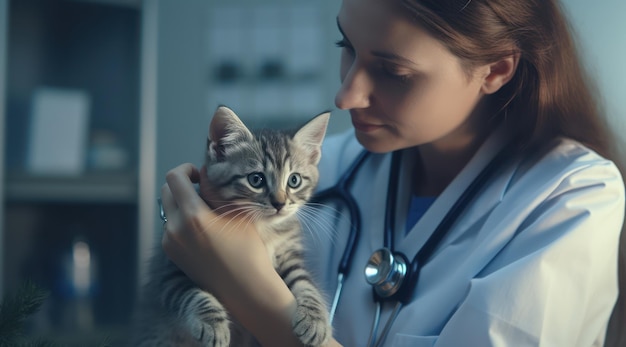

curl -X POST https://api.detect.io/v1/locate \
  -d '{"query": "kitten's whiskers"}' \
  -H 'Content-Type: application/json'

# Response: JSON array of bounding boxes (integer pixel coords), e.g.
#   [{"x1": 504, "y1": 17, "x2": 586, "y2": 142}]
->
[{"x1": 297, "y1": 205, "x2": 342, "y2": 247}]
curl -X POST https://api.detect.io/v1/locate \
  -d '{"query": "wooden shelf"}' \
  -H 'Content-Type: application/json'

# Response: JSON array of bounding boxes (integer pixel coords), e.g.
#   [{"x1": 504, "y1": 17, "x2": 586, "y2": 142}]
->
[{"x1": 5, "y1": 172, "x2": 137, "y2": 203}]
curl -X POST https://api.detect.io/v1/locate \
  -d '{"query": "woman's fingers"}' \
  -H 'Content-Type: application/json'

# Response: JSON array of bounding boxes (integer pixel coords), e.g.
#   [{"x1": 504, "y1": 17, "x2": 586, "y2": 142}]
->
[
  {"x1": 165, "y1": 163, "x2": 204, "y2": 212},
  {"x1": 160, "y1": 182, "x2": 176, "y2": 218},
  {"x1": 198, "y1": 165, "x2": 216, "y2": 207},
  {"x1": 160, "y1": 163, "x2": 210, "y2": 250}
]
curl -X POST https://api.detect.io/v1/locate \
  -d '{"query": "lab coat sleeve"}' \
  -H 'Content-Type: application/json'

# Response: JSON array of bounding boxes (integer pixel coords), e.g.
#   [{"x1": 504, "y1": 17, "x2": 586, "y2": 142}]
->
[{"x1": 435, "y1": 159, "x2": 625, "y2": 346}]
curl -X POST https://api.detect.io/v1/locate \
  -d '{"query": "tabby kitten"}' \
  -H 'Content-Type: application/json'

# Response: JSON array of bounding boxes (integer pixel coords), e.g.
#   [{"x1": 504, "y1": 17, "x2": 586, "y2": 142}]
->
[{"x1": 133, "y1": 106, "x2": 332, "y2": 347}]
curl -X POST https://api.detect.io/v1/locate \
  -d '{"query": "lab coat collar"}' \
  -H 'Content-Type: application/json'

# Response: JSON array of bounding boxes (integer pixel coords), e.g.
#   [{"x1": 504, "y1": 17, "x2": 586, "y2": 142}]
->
[{"x1": 395, "y1": 126, "x2": 509, "y2": 261}]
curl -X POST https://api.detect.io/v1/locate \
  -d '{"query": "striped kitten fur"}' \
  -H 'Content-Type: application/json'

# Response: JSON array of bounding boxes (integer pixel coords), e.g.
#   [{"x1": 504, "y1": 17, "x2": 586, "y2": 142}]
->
[{"x1": 133, "y1": 106, "x2": 332, "y2": 347}]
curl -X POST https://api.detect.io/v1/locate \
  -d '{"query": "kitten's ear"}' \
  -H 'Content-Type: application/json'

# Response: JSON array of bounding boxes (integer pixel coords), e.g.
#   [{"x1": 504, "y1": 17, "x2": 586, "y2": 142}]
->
[
  {"x1": 293, "y1": 111, "x2": 330, "y2": 165},
  {"x1": 208, "y1": 106, "x2": 253, "y2": 159}
]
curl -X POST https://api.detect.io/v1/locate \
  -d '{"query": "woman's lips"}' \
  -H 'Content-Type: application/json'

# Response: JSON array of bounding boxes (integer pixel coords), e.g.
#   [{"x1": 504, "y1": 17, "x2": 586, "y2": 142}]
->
[{"x1": 352, "y1": 119, "x2": 384, "y2": 133}]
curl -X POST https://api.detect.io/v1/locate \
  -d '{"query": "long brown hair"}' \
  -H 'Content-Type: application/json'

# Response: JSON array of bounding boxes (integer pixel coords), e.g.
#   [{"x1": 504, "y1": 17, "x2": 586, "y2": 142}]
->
[{"x1": 399, "y1": 0, "x2": 625, "y2": 345}]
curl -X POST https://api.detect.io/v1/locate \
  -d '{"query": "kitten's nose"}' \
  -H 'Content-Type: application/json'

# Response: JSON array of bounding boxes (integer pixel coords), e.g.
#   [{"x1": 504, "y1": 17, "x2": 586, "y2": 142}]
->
[
  {"x1": 271, "y1": 200, "x2": 285, "y2": 211},
  {"x1": 270, "y1": 192, "x2": 286, "y2": 212}
]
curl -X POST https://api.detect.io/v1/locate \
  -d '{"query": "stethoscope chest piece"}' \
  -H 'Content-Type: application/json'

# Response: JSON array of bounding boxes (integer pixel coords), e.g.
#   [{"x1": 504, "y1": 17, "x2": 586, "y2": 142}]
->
[{"x1": 365, "y1": 248, "x2": 409, "y2": 299}]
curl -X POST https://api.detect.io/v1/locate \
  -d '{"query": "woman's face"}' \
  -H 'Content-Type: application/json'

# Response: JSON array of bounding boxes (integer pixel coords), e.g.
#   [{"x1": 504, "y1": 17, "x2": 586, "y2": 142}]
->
[{"x1": 335, "y1": 0, "x2": 489, "y2": 153}]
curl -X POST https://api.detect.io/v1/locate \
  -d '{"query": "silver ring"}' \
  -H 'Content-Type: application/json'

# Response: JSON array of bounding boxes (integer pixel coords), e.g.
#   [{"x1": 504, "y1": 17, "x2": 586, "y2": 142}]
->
[{"x1": 158, "y1": 197, "x2": 167, "y2": 224}]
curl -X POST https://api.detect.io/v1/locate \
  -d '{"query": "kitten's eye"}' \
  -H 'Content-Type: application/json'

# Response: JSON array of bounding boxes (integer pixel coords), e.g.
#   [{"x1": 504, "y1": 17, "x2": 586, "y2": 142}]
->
[
  {"x1": 288, "y1": 173, "x2": 302, "y2": 188},
  {"x1": 247, "y1": 172, "x2": 265, "y2": 188}
]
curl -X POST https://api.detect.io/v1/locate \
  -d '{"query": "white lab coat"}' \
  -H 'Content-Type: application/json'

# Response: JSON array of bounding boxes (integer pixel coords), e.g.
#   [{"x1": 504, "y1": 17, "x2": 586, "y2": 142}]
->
[{"x1": 305, "y1": 129, "x2": 624, "y2": 347}]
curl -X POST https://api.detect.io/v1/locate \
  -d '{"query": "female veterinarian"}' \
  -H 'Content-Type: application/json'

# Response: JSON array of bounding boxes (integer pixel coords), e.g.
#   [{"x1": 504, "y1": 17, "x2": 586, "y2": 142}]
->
[{"x1": 159, "y1": 0, "x2": 625, "y2": 345}]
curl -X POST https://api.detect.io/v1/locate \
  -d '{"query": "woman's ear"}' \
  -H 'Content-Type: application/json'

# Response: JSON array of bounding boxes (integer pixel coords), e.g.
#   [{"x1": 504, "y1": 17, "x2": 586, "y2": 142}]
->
[{"x1": 481, "y1": 53, "x2": 520, "y2": 95}]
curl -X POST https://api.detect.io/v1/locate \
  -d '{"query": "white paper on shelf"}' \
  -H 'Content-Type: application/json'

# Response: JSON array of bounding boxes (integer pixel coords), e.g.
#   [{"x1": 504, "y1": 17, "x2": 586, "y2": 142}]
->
[{"x1": 27, "y1": 88, "x2": 91, "y2": 176}]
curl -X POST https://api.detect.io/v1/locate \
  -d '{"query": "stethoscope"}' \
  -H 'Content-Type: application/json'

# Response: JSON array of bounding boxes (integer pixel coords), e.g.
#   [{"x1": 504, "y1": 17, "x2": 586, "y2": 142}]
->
[{"x1": 311, "y1": 144, "x2": 515, "y2": 347}]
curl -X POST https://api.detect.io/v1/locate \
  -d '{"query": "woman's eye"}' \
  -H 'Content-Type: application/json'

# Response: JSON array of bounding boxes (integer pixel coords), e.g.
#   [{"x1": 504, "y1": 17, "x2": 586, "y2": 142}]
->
[
  {"x1": 287, "y1": 173, "x2": 302, "y2": 188},
  {"x1": 334, "y1": 38, "x2": 347, "y2": 48},
  {"x1": 381, "y1": 64, "x2": 412, "y2": 83},
  {"x1": 335, "y1": 38, "x2": 354, "y2": 54},
  {"x1": 247, "y1": 172, "x2": 265, "y2": 188}
]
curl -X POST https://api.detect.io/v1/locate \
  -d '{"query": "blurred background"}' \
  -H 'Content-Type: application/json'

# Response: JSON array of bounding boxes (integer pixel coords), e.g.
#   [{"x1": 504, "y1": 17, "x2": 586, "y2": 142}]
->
[{"x1": 0, "y1": 0, "x2": 624, "y2": 345}]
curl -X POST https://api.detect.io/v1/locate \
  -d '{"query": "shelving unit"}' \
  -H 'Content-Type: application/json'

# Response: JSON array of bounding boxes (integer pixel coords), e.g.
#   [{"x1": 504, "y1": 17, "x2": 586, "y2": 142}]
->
[{"x1": 1, "y1": 0, "x2": 141, "y2": 344}]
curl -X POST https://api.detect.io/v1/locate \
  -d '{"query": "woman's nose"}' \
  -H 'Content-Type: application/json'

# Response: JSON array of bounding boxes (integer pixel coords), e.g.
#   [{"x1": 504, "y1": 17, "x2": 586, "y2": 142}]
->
[{"x1": 334, "y1": 64, "x2": 371, "y2": 110}]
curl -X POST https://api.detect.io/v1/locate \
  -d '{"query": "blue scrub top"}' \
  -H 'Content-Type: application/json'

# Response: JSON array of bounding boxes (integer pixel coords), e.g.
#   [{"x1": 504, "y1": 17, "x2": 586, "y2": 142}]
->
[{"x1": 405, "y1": 196, "x2": 436, "y2": 235}]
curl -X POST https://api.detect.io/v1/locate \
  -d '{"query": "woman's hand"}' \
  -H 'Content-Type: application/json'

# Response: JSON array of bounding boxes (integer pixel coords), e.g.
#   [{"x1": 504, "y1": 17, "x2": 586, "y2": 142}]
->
[
  {"x1": 160, "y1": 163, "x2": 270, "y2": 296},
  {"x1": 159, "y1": 163, "x2": 306, "y2": 346}
]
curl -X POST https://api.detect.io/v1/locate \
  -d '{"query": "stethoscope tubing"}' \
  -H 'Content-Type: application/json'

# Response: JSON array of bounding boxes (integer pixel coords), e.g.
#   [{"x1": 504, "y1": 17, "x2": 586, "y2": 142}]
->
[
  {"x1": 311, "y1": 150, "x2": 370, "y2": 324},
  {"x1": 311, "y1": 150, "x2": 370, "y2": 277},
  {"x1": 384, "y1": 151, "x2": 402, "y2": 251}
]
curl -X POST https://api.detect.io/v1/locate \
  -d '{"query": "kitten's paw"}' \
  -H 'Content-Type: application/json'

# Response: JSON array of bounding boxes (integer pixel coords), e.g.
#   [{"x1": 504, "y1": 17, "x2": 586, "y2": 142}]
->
[
  {"x1": 292, "y1": 304, "x2": 332, "y2": 347},
  {"x1": 189, "y1": 319, "x2": 230, "y2": 347}
]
